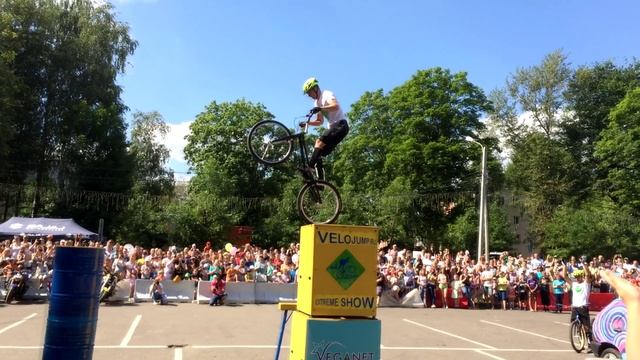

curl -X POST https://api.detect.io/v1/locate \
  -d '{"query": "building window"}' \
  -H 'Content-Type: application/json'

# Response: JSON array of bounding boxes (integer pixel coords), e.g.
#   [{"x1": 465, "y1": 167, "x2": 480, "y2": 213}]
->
[
  {"x1": 516, "y1": 234, "x2": 521, "y2": 243},
  {"x1": 513, "y1": 216, "x2": 519, "y2": 225}
]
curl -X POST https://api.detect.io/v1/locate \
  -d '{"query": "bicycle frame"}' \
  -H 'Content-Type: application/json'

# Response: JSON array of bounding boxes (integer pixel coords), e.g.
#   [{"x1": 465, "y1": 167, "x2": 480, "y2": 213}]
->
[
  {"x1": 272, "y1": 115, "x2": 315, "y2": 178},
  {"x1": 295, "y1": 131, "x2": 312, "y2": 171}
]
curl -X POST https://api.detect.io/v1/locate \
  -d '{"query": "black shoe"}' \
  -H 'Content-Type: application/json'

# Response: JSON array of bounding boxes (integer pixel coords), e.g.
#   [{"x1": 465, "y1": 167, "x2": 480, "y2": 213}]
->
[{"x1": 299, "y1": 166, "x2": 316, "y2": 180}]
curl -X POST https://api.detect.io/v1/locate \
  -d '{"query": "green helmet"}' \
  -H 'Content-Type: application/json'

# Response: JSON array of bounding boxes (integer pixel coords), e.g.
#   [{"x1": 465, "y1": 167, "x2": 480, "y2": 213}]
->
[
  {"x1": 302, "y1": 77, "x2": 319, "y2": 94},
  {"x1": 573, "y1": 269, "x2": 585, "y2": 278}
]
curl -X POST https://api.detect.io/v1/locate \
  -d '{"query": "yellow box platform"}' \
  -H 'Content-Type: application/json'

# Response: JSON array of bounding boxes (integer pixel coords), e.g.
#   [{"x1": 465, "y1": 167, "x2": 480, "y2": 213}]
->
[
  {"x1": 296, "y1": 224, "x2": 379, "y2": 318},
  {"x1": 289, "y1": 310, "x2": 381, "y2": 360}
]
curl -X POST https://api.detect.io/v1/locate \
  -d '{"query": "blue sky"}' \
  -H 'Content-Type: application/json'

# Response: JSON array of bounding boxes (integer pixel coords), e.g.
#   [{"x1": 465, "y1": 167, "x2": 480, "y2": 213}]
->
[{"x1": 107, "y1": 0, "x2": 640, "y2": 178}]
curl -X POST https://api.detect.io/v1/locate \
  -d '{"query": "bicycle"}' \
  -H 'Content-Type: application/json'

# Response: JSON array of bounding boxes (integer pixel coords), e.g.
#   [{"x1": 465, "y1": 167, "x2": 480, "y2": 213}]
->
[
  {"x1": 570, "y1": 313, "x2": 591, "y2": 353},
  {"x1": 247, "y1": 111, "x2": 342, "y2": 224}
]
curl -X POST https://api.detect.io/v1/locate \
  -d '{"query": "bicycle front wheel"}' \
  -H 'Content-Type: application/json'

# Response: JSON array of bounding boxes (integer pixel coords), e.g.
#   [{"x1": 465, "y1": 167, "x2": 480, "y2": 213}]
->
[
  {"x1": 297, "y1": 180, "x2": 342, "y2": 224},
  {"x1": 247, "y1": 120, "x2": 293, "y2": 165},
  {"x1": 570, "y1": 321, "x2": 586, "y2": 353}
]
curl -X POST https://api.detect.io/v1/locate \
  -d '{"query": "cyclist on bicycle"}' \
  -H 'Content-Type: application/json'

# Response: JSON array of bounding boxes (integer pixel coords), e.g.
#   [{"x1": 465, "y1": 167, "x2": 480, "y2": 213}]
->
[
  {"x1": 564, "y1": 265, "x2": 592, "y2": 340},
  {"x1": 301, "y1": 77, "x2": 349, "y2": 180}
]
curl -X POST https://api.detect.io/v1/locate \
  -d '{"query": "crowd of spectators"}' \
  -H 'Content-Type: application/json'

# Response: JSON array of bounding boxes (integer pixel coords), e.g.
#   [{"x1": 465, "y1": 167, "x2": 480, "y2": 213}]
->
[
  {"x1": 377, "y1": 243, "x2": 640, "y2": 310},
  {"x1": 1, "y1": 234, "x2": 639, "y2": 310},
  {"x1": 0, "y1": 235, "x2": 302, "y2": 289}
]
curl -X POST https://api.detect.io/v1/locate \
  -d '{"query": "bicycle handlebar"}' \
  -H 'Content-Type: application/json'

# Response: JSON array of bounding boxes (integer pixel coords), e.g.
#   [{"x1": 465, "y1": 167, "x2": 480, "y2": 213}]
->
[{"x1": 298, "y1": 111, "x2": 316, "y2": 133}]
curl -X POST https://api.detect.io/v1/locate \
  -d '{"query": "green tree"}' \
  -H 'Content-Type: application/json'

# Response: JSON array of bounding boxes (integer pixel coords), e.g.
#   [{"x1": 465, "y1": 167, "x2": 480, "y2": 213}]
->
[
  {"x1": 445, "y1": 202, "x2": 515, "y2": 256},
  {"x1": 444, "y1": 205, "x2": 478, "y2": 253},
  {"x1": 128, "y1": 111, "x2": 174, "y2": 196},
  {"x1": 489, "y1": 50, "x2": 572, "y2": 143},
  {"x1": 184, "y1": 99, "x2": 297, "y2": 245},
  {"x1": 562, "y1": 61, "x2": 640, "y2": 201},
  {"x1": 334, "y1": 68, "x2": 494, "y2": 246},
  {"x1": 505, "y1": 133, "x2": 577, "y2": 241},
  {"x1": 115, "y1": 111, "x2": 174, "y2": 247},
  {"x1": 488, "y1": 51, "x2": 576, "y2": 249},
  {"x1": 0, "y1": 6, "x2": 18, "y2": 159},
  {"x1": 487, "y1": 202, "x2": 516, "y2": 253},
  {"x1": 544, "y1": 198, "x2": 640, "y2": 259},
  {"x1": 0, "y1": 0, "x2": 136, "y2": 229},
  {"x1": 595, "y1": 87, "x2": 640, "y2": 212}
]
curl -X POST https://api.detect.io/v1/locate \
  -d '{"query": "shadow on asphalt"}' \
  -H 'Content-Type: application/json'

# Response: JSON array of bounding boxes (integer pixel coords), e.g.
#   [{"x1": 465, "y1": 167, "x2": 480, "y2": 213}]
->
[{"x1": 100, "y1": 302, "x2": 140, "y2": 307}]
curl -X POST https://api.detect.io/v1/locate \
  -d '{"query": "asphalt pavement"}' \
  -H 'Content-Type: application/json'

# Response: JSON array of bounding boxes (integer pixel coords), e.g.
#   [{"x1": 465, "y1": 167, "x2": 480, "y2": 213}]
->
[{"x1": 0, "y1": 301, "x2": 596, "y2": 360}]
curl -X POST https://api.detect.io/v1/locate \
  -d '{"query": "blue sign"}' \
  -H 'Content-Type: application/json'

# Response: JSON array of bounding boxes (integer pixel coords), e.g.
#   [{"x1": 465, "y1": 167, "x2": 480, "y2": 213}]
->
[{"x1": 305, "y1": 318, "x2": 381, "y2": 360}]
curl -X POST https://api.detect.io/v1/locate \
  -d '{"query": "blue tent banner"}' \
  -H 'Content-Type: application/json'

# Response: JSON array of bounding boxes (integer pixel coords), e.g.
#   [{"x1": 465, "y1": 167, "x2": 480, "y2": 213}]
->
[{"x1": 0, "y1": 217, "x2": 97, "y2": 236}]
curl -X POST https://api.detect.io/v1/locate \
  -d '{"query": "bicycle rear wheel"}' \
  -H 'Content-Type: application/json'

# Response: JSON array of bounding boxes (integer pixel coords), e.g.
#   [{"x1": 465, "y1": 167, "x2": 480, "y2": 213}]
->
[
  {"x1": 297, "y1": 180, "x2": 342, "y2": 224},
  {"x1": 247, "y1": 120, "x2": 293, "y2": 165},
  {"x1": 570, "y1": 321, "x2": 586, "y2": 352}
]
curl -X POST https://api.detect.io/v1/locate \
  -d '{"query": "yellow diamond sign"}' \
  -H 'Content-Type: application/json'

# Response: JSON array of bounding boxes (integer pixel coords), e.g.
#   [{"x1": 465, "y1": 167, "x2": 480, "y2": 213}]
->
[{"x1": 327, "y1": 250, "x2": 365, "y2": 290}]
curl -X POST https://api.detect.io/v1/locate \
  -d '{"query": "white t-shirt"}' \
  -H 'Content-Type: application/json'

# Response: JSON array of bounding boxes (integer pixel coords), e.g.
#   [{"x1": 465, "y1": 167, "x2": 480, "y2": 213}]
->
[
  {"x1": 530, "y1": 258, "x2": 543, "y2": 269},
  {"x1": 314, "y1": 90, "x2": 346, "y2": 127},
  {"x1": 571, "y1": 281, "x2": 590, "y2": 307},
  {"x1": 10, "y1": 244, "x2": 21, "y2": 258},
  {"x1": 481, "y1": 269, "x2": 494, "y2": 287}
]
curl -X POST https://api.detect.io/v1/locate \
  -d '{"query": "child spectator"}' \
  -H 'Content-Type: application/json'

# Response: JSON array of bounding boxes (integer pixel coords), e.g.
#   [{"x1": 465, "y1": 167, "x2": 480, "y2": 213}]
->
[
  {"x1": 149, "y1": 278, "x2": 168, "y2": 305},
  {"x1": 438, "y1": 270, "x2": 449, "y2": 308},
  {"x1": 451, "y1": 273, "x2": 462, "y2": 308},
  {"x1": 496, "y1": 271, "x2": 509, "y2": 310},
  {"x1": 417, "y1": 268, "x2": 428, "y2": 308},
  {"x1": 527, "y1": 272, "x2": 539, "y2": 312},
  {"x1": 426, "y1": 269, "x2": 438, "y2": 308},
  {"x1": 552, "y1": 273, "x2": 566, "y2": 313},
  {"x1": 540, "y1": 275, "x2": 551, "y2": 312},
  {"x1": 517, "y1": 274, "x2": 528, "y2": 310},
  {"x1": 209, "y1": 274, "x2": 226, "y2": 306}
]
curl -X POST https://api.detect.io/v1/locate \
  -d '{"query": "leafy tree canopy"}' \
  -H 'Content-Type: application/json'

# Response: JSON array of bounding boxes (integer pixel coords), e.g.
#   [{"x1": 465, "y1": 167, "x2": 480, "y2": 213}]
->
[{"x1": 595, "y1": 87, "x2": 640, "y2": 212}]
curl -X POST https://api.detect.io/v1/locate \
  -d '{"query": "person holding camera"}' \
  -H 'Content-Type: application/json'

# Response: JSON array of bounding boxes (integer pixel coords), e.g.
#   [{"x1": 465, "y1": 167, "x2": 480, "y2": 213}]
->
[
  {"x1": 209, "y1": 274, "x2": 227, "y2": 306},
  {"x1": 149, "y1": 278, "x2": 168, "y2": 305}
]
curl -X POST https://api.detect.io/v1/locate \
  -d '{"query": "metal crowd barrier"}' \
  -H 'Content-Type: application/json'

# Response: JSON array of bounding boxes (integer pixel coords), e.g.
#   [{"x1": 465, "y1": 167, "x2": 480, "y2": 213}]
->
[
  {"x1": 1, "y1": 275, "x2": 611, "y2": 311},
  {"x1": 136, "y1": 279, "x2": 298, "y2": 304}
]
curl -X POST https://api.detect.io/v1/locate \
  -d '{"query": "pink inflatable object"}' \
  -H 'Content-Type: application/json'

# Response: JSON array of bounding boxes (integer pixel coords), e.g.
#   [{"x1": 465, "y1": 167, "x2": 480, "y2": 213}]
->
[{"x1": 592, "y1": 298, "x2": 627, "y2": 355}]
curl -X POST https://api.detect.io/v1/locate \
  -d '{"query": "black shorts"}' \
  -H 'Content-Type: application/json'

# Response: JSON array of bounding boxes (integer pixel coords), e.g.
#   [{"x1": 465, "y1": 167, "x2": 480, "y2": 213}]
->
[
  {"x1": 571, "y1": 305, "x2": 591, "y2": 333},
  {"x1": 319, "y1": 120, "x2": 349, "y2": 156}
]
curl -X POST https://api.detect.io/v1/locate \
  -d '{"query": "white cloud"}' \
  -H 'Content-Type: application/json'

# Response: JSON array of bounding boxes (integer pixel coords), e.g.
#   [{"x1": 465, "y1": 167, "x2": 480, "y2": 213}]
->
[
  {"x1": 159, "y1": 121, "x2": 192, "y2": 166},
  {"x1": 155, "y1": 121, "x2": 193, "y2": 181},
  {"x1": 486, "y1": 110, "x2": 572, "y2": 166}
]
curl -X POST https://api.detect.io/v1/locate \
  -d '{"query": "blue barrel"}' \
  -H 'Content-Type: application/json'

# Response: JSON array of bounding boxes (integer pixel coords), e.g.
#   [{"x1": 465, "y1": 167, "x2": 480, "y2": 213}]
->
[{"x1": 43, "y1": 247, "x2": 104, "y2": 360}]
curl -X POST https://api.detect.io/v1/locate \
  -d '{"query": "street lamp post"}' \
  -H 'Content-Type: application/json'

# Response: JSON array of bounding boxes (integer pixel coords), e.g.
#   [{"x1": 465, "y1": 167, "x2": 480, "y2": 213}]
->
[
  {"x1": 465, "y1": 137, "x2": 489, "y2": 263},
  {"x1": 481, "y1": 145, "x2": 488, "y2": 262}
]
